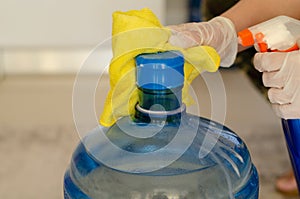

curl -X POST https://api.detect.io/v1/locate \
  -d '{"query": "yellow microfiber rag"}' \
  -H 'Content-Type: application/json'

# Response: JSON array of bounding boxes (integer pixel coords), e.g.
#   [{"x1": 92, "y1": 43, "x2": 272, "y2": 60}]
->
[{"x1": 99, "y1": 8, "x2": 220, "y2": 127}]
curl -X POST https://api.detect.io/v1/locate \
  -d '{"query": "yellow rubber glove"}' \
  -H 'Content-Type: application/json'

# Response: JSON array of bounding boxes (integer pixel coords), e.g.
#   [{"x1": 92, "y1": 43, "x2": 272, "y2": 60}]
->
[{"x1": 99, "y1": 8, "x2": 220, "y2": 127}]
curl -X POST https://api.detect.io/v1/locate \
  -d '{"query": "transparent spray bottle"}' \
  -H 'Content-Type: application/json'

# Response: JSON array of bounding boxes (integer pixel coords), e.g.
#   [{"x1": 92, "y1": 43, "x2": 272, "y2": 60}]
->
[{"x1": 238, "y1": 15, "x2": 300, "y2": 192}]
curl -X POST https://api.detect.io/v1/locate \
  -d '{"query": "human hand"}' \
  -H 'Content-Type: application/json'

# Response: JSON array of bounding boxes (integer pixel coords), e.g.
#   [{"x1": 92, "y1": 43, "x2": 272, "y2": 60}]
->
[
  {"x1": 168, "y1": 16, "x2": 238, "y2": 67},
  {"x1": 254, "y1": 50, "x2": 300, "y2": 119}
]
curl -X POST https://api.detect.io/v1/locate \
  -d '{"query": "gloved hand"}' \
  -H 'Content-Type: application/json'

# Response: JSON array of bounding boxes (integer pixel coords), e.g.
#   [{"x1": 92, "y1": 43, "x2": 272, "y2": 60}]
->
[
  {"x1": 168, "y1": 16, "x2": 238, "y2": 67},
  {"x1": 254, "y1": 50, "x2": 300, "y2": 119}
]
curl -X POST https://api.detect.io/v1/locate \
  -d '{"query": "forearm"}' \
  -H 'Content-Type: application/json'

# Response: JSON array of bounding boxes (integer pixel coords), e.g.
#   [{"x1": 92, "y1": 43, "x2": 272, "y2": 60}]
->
[{"x1": 221, "y1": 0, "x2": 300, "y2": 32}]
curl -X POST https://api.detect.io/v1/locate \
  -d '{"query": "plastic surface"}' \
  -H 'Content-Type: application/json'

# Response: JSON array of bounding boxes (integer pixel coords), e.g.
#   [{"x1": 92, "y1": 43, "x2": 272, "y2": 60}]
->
[
  {"x1": 136, "y1": 51, "x2": 184, "y2": 90},
  {"x1": 282, "y1": 119, "x2": 300, "y2": 191},
  {"x1": 238, "y1": 16, "x2": 300, "y2": 52},
  {"x1": 239, "y1": 16, "x2": 300, "y2": 193},
  {"x1": 64, "y1": 51, "x2": 259, "y2": 198},
  {"x1": 64, "y1": 115, "x2": 259, "y2": 199},
  {"x1": 238, "y1": 29, "x2": 255, "y2": 47}
]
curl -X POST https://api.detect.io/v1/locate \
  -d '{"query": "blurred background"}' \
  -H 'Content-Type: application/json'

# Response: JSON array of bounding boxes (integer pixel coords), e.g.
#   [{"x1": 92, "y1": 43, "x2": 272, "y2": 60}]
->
[{"x1": 0, "y1": 0, "x2": 296, "y2": 198}]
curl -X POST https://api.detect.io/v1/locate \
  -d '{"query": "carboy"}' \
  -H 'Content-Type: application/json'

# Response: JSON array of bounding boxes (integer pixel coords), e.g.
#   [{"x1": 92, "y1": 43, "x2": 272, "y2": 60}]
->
[{"x1": 64, "y1": 51, "x2": 259, "y2": 199}]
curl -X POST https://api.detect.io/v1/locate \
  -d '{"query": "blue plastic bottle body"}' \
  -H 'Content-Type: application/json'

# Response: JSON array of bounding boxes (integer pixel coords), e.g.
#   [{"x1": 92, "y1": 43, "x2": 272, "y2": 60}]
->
[
  {"x1": 282, "y1": 119, "x2": 300, "y2": 190},
  {"x1": 64, "y1": 115, "x2": 259, "y2": 199},
  {"x1": 63, "y1": 51, "x2": 259, "y2": 198}
]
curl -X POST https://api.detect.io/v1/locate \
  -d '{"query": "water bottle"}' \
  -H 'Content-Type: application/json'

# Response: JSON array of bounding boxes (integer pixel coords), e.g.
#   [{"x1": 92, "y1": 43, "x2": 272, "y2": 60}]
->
[
  {"x1": 282, "y1": 119, "x2": 300, "y2": 191},
  {"x1": 239, "y1": 16, "x2": 300, "y2": 191},
  {"x1": 64, "y1": 51, "x2": 259, "y2": 199}
]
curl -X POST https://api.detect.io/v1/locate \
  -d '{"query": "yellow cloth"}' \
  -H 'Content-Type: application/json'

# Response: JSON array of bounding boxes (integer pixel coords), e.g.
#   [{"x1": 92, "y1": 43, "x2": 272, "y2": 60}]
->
[{"x1": 99, "y1": 8, "x2": 220, "y2": 127}]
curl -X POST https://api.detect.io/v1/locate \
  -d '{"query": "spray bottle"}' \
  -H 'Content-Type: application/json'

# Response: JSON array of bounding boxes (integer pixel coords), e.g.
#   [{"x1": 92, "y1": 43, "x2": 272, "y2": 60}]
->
[{"x1": 238, "y1": 15, "x2": 300, "y2": 192}]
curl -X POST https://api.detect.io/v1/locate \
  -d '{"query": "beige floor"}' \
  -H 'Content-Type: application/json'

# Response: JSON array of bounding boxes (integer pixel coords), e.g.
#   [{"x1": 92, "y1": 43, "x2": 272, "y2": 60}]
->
[{"x1": 0, "y1": 69, "x2": 297, "y2": 199}]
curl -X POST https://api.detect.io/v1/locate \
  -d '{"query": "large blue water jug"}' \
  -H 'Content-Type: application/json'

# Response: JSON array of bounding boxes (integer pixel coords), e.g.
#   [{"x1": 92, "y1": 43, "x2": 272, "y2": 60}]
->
[{"x1": 64, "y1": 51, "x2": 259, "y2": 199}]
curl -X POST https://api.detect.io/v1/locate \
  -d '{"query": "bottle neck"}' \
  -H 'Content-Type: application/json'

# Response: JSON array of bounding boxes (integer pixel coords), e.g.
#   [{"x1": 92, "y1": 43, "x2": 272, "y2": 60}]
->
[
  {"x1": 138, "y1": 86, "x2": 182, "y2": 110},
  {"x1": 133, "y1": 86, "x2": 184, "y2": 124}
]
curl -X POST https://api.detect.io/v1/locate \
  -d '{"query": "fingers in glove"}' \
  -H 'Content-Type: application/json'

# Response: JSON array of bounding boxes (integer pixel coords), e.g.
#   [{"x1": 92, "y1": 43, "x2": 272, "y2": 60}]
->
[
  {"x1": 268, "y1": 87, "x2": 297, "y2": 104},
  {"x1": 272, "y1": 103, "x2": 300, "y2": 119},
  {"x1": 256, "y1": 51, "x2": 297, "y2": 88},
  {"x1": 254, "y1": 50, "x2": 300, "y2": 119},
  {"x1": 168, "y1": 23, "x2": 206, "y2": 48},
  {"x1": 169, "y1": 30, "x2": 199, "y2": 48},
  {"x1": 262, "y1": 71, "x2": 286, "y2": 88},
  {"x1": 168, "y1": 16, "x2": 237, "y2": 67},
  {"x1": 253, "y1": 52, "x2": 288, "y2": 72}
]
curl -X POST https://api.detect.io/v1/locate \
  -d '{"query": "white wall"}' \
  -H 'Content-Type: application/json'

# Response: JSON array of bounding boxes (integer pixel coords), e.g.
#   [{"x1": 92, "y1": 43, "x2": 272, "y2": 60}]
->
[
  {"x1": 0, "y1": 0, "x2": 168, "y2": 74},
  {"x1": 166, "y1": 0, "x2": 189, "y2": 25},
  {"x1": 0, "y1": 1, "x2": 199, "y2": 74},
  {"x1": 0, "y1": 0, "x2": 166, "y2": 47}
]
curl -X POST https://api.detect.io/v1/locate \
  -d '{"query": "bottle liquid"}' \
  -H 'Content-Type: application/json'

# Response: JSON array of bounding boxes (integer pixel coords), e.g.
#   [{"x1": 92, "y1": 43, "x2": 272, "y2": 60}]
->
[
  {"x1": 63, "y1": 51, "x2": 259, "y2": 199},
  {"x1": 238, "y1": 16, "x2": 300, "y2": 191}
]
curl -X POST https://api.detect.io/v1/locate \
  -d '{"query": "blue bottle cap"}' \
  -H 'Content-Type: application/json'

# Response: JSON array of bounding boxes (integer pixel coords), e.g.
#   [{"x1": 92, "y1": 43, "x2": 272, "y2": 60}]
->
[{"x1": 135, "y1": 51, "x2": 184, "y2": 90}]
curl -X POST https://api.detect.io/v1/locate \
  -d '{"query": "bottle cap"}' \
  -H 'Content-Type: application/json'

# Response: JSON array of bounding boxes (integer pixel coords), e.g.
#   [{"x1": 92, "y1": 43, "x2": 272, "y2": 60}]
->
[{"x1": 135, "y1": 51, "x2": 184, "y2": 90}]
